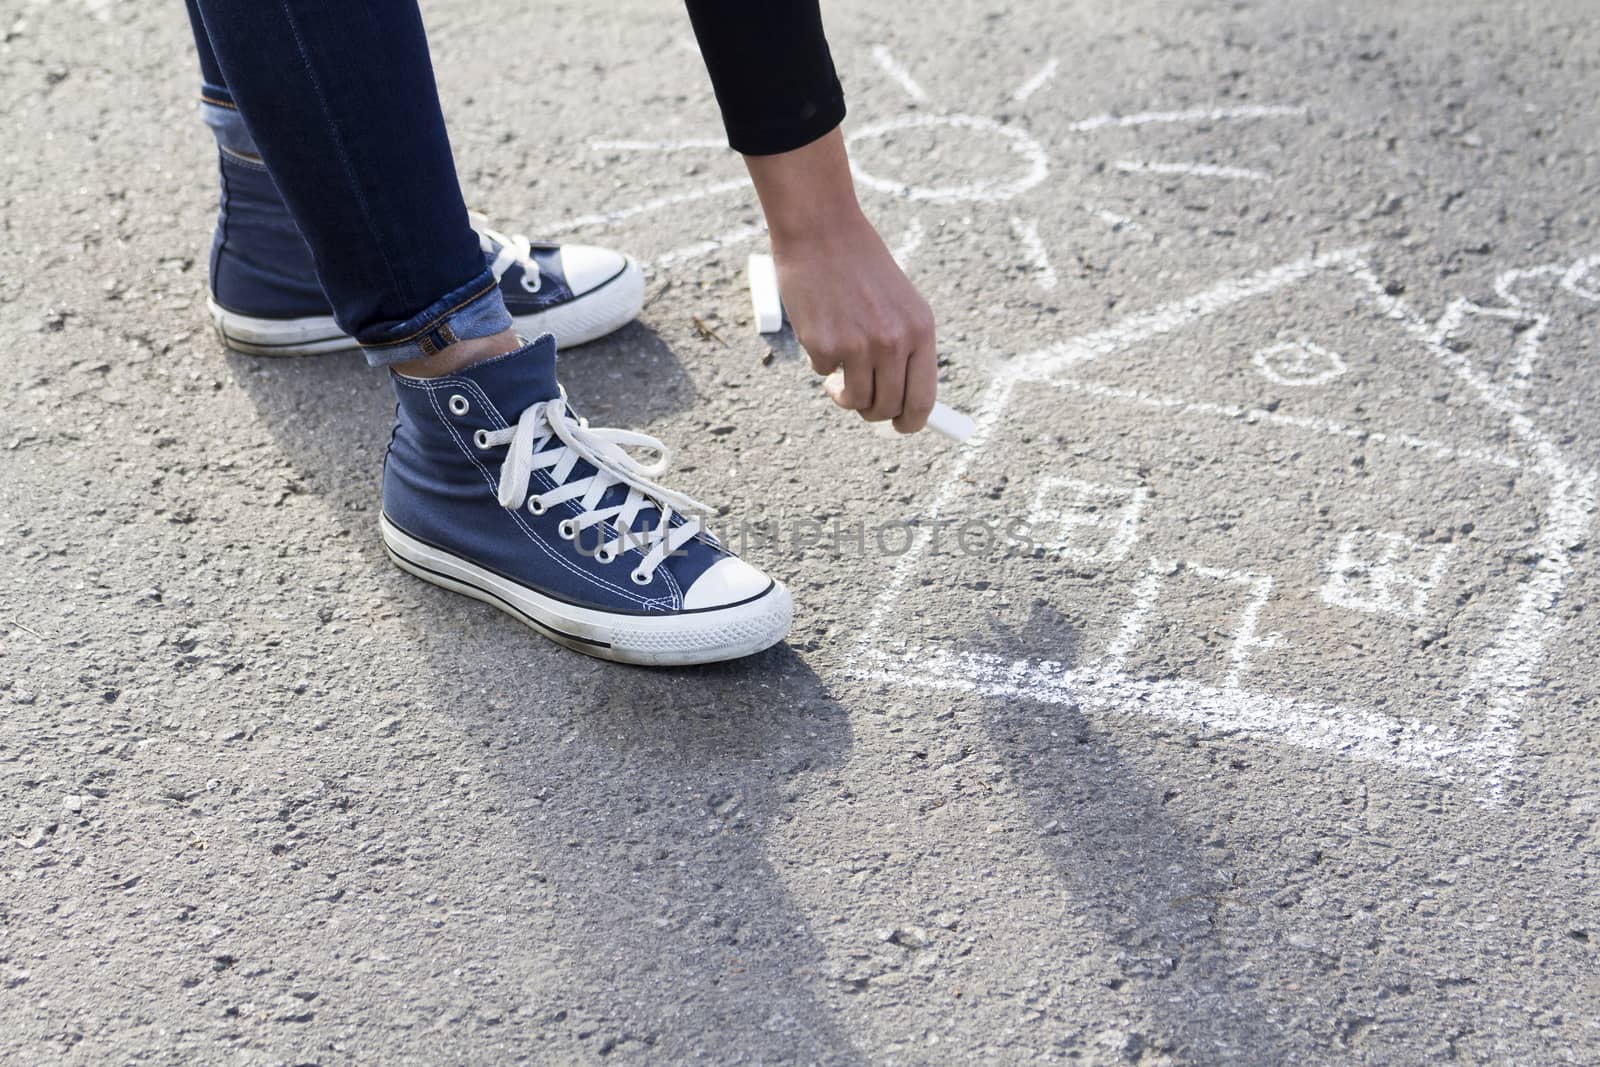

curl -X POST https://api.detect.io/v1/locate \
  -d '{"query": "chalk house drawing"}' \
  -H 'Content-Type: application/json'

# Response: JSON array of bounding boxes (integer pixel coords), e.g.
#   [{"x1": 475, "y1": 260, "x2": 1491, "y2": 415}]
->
[
  {"x1": 847, "y1": 246, "x2": 1596, "y2": 804},
  {"x1": 568, "y1": 41, "x2": 1597, "y2": 802}
]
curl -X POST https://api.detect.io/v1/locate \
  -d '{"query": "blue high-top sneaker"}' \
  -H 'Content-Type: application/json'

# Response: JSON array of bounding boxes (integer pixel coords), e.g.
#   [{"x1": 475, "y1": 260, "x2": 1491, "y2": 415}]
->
[
  {"x1": 205, "y1": 149, "x2": 643, "y2": 357},
  {"x1": 381, "y1": 334, "x2": 792, "y2": 665}
]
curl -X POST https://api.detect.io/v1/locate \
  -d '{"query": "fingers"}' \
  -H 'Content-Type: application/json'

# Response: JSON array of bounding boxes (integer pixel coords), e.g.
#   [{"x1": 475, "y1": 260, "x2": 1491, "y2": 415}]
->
[
  {"x1": 892, "y1": 334, "x2": 938, "y2": 434},
  {"x1": 866, "y1": 345, "x2": 907, "y2": 422},
  {"x1": 823, "y1": 348, "x2": 876, "y2": 413},
  {"x1": 818, "y1": 313, "x2": 937, "y2": 428}
]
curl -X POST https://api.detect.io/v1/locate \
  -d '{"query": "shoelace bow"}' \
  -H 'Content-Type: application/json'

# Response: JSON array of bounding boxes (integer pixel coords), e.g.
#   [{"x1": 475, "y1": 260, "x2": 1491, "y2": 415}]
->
[
  {"x1": 470, "y1": 212, "x2": 541, "y2": 293},
  {"x1": 484, "y1": 398, "x2": 710, "y2": 584}
]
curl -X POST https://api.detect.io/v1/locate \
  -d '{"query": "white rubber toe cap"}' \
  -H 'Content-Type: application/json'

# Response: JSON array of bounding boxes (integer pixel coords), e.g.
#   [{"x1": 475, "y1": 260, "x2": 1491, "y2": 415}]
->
[
  {"x1": 559, "y1": 244, "x2": 629, "y2": 296},
  {"x1": 681, "y1": 557, "x2": 772, "y2": 610}
]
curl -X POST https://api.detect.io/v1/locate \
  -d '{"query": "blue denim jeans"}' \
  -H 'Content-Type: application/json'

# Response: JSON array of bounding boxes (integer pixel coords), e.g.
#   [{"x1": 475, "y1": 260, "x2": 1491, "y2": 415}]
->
[{"x1": 183, "y1": 0, "x2": 511, "y2": 365}]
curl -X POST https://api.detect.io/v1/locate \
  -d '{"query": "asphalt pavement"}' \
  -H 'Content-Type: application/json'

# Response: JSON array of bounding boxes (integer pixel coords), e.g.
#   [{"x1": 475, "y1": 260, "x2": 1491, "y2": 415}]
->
[{"x1": 3, "y1": 0, "x2": 1598, "y2": 1062}]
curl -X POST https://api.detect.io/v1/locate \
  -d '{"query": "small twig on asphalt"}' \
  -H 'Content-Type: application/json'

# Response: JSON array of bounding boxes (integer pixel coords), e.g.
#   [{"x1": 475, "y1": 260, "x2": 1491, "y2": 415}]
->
[
  {"x1": 692, "y1": 314, "x2": 729, "y2": 347},
  {"x1": 642, "y1": 279, "x2": 672, "y2": 310},
  {"x1": 2, "y1": 616, "x2": 50, "y2": 640}
]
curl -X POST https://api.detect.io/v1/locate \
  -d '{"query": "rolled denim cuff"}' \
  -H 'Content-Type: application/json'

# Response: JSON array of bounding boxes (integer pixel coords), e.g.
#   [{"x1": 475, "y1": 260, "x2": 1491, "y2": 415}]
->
[
  {"x1": 198, "y1": 83, "x2": 260, "y2": 159},
  {"x1": 355, "y1": 268, "x2": 514, "y2": 368}
]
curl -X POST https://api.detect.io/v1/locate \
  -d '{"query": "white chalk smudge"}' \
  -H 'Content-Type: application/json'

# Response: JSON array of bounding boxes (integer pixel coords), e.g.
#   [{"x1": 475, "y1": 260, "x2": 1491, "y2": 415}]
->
[
  {"x1": 1115, "y1": 160, "x2": 1272, "y2": 182},
  {"x1": 1011, "y1": 58, "x2": 1060, "y2": 103},
  {"x1": 536, "y1": 179, "x2": 749, "y2": 236},
  {"x1": 1069, "y1": 104, "x2": 1308, "y2": 133},
  {"x1": 872, "y1": 45, "x2": 928, "y2": 103},
  {"x1": 1009, "y1": 216, "x2": 1059, "y2": 290}
]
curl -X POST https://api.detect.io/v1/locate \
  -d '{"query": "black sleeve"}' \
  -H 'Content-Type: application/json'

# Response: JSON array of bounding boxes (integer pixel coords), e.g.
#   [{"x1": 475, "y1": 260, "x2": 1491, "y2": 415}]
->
[{"x1": 684, "y1": 0, "x2": 847, "y2": 156}]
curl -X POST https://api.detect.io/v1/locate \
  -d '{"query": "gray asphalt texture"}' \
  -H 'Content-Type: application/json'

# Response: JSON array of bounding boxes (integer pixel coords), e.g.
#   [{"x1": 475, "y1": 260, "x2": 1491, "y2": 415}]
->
[{"x1": 4, "y1": 0, "x2": 1600, "y2": 1063}]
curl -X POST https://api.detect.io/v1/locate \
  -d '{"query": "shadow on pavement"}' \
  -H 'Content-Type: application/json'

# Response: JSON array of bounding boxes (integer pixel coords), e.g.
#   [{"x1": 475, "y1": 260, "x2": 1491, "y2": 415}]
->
[
  {"x1": 222, "y1": 322, "x2": 862, "y2": 1060},
  {"x1": 976, "y1": 603, "x2": 1296, "y2": 1063},
  {"x1": 454, "y1": 646, "x2": 864, "y2": 1060}
]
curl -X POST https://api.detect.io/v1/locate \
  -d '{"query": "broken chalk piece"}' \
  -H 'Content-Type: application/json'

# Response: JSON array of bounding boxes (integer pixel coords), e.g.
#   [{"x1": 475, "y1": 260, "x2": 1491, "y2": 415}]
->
[
  {"x1": 827, "y1": 368, "x2": 976, "y2": 445},
  {"x1": 926, "y1": 401, "x2": 976, "y2": 443},
  {"x1": 872, "y1": 401, "x2": 976, "y2": 444},
  {"x1": 748, "y1": 253, "x2": 783, "y2": 334}
]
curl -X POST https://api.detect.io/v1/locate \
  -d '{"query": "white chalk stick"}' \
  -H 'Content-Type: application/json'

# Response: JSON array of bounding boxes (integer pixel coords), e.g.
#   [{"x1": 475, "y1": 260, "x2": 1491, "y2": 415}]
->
[
  {"x1": 748, "y1": 253, "x2": 783, "y2": 333},
  {"x1": 823, "y1": 370, "x2": 973, "y2": 444},
  {"x1": 926, "y1": 401, "x2": 976, "y2": 443},
  {"x1": 872, "y1": 401, "x2": 975, "y2": 443}
]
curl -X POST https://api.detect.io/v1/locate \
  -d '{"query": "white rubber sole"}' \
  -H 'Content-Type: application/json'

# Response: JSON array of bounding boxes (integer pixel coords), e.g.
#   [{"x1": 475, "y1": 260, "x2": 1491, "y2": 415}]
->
[
  {"x1": 208, "y1": 258, "x2": 646, "y2": 358},
  {"x1": 380, "y1": 514, "x2": 792, "y2": 666}
]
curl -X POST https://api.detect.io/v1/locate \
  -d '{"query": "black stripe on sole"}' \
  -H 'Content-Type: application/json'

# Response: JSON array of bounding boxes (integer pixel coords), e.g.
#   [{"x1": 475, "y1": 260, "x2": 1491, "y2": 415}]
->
[
  {"x1": 386, "y1": 547, "x2": 614, "y2": 650},
  {"x1": 385, "y1": 516, "x2": 775, "y2": 617},
  {"x1": 220, "y1": 330, "x2": 350, "y2": 351}
]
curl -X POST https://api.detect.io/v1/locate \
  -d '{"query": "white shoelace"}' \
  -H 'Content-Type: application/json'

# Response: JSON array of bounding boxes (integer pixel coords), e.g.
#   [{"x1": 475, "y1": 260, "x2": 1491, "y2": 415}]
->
[
  {"x1": 484, "y1": 398, "x2": 709, "y2": 584},
  {"x1": 470, "y1": 211, "x2": 541, "y2": 293}
]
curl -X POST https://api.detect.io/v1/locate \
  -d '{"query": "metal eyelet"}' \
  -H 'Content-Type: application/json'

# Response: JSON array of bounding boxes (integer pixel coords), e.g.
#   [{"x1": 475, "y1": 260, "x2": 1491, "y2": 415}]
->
[
  {"x1": 520, "y1": 270, "x2": 542, "y2": 294},
  {"x1": 630, "y1": 568, "x2": 651, "y2": 586},
  {"x1": 526, "y1": 498, "x2": 546, "y2": 516},
  {"x1": 448, "y1": 394, "x2": 470, "y2": 416},
  {"x1": 558, "y1": 519, "x2": 577, "y2": 541},
  {"x1": 596, "y1": 546, "x2": 617, "y2": 564},
  {"x1": 473, "y1": 429, "x2": 491, "y2": 450}
]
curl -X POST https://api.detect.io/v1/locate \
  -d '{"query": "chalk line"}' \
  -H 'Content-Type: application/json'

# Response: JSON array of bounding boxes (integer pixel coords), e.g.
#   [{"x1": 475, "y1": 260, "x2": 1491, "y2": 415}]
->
[
  {"x1": 1185, "y1": 564, "x2": 1283, "y2": 690},
  {"x1": 1456, "y1": 467, "x2": 1595, "y2": 799},
  {"x1": 1068, "y1": 104, "x2": 1308, "y2": 133},
  {"x1": 1252, "y1": 340, "x2": 1347, "y2": 387},
  {"x1": 1081, "y1": 204, "x2": 1144, "y2": 233},
  {"x1": 1010, "y1": 216, "x2": 1059, "y2": 290},
  {"x1": 1028, "y1": 477, "x2": 1149, "y2": 565},
  {"x1": 1046, "y1": 376, "x2": 1523, "y2": 471},
  {"x1": 845, "y1": 236, "x2": 1592, "y2": 798},
  {"x1": 891, "y1": 218, "x2": 926, "y2": 270},
  {"x1": 1098, "y1": 557, "x2": 1279, "y2": 687},
  {"x1": 1453, "y1": 254, "x2": 1600, "y2": 391},
  {"x1": 1321, "y1": 531, "x2": 1457, "y2": 622},
  {"x1": 646, "y1": 222, "x2": 766, "y2": 271},
  {"x1": 1433, "y1": 298, "x2": 1549, "y2": 393},
  {"x1": 1493, "y1": 264, "x2": 1565, "y2": 306},
  {"x1": 1115, "y1": 160, "x2": 1272, "y2": 182},
  {"x1": 535, "y1": 178, "x2": 749, "y2": 236},
  {"x1": 1101, "y1": 560, "x2": 1165, "y2": 675},
  {"x1": 1011, "y1": 58, "x2": 1060, "y2": 103},
  {"x1": 1013, "y1": 245, "x2": 1369, "y2": 382},
  {"x1": 847, "y1": 114, "x2": 1050, "y2": 204},
  {"x1": 847, "y1": 646, "x2": 1467, "y2": 774},
  {"x1": 590, "y1": 138, "x2": 728, "y2": 153},
  {"x1": 872, "y1": 45, "x2": 927, "y2": 103},
  {"x1": 858, "y1": 374, "x2": 1017, "y2": 640},
  {"x1": 1561, "y1": 254, "x2": 1600, "y2": 301}
]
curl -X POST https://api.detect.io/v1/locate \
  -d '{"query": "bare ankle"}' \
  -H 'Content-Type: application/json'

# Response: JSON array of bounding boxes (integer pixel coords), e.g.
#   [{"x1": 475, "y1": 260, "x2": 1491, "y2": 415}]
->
[{"x1": 392, "y1": 329, "x2": 521, "y2": 378}]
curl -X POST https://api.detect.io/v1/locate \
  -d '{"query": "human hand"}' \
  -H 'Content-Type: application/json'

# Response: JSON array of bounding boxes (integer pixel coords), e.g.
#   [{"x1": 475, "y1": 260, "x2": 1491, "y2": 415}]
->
[
  {"x1": 772, "y1": 212, "x2": 938, "y2": 433},
  {"x1": 743, "y1": 128, "x2": 938, "y2": 433}
]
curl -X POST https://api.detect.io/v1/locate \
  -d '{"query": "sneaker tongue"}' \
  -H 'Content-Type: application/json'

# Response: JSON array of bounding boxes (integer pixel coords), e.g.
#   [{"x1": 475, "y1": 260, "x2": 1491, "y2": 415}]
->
[
  {"x1": 458, "y1": 333, "x2": 560, "y2": 413},
  {"x1": 458, "y1": 338, "x2": 688, "y2": 560}
]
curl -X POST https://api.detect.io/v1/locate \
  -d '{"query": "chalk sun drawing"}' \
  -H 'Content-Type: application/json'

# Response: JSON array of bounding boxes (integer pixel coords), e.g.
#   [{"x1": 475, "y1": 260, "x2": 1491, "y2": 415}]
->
[{"x1": 577, "y1": 43, "x2": 1307, "y2": 281}]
